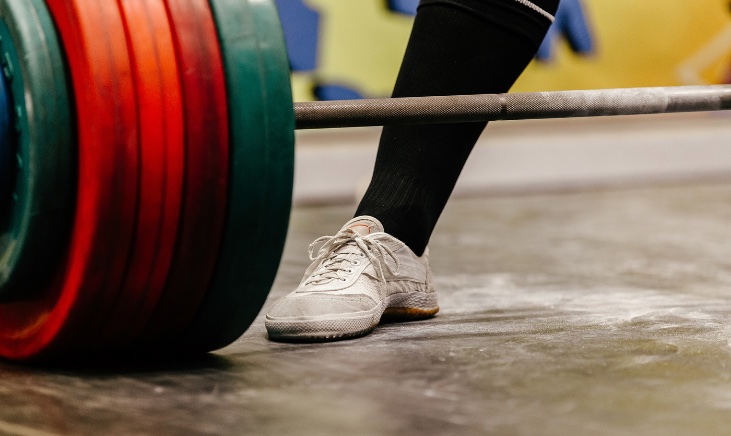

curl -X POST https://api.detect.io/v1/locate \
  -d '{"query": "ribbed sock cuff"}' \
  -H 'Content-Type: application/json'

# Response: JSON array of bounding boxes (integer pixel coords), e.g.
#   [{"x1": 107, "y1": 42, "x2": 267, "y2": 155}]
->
[{"x1": 418, "y1": 0, "x2": 559, "y2": 46}]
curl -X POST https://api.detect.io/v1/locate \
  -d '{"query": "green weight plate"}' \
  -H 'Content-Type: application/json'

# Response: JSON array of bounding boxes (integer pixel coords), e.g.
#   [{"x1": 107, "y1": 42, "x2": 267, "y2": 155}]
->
[
  {"x1": 182, "y1": 0, "x2": 294, "y2": 352},
  {"x1": 0, "y1": 0, "x2": 73, "y2": 302},
  {"x1": 0, "y1": 64, "x2": 12, "y2": 211}
]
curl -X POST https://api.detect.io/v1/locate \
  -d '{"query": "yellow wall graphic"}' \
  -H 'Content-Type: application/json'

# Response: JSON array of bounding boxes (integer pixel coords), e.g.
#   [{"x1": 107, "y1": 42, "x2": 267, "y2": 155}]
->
[
  {"x1": 516, "y1": 0, "x2": 731, "y2": 91},
  {"x1": 290, "y1": 0, "x2": 731, "y2": 101}
]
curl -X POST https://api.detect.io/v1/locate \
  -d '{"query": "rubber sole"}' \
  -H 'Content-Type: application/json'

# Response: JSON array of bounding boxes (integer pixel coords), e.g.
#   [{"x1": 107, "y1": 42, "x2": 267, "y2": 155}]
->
[{"x1": 265, "y1": 292, "x2": 439, "y2": 343}]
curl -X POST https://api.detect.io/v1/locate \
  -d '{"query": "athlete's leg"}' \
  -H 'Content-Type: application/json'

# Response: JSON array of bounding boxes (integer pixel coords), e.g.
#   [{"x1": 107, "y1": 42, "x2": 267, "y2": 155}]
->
[
  {"x1": 356, "y1": 0, "x2": 560, "y2": 255},
  {"x1": 266, "y1": 0, "x2": 560, "y2": 342}
]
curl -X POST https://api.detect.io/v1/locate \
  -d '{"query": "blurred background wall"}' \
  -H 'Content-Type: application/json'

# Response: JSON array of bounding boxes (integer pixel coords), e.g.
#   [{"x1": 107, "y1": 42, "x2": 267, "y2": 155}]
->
[{"x1": 275, "y1": 0, "x2": 731, "y2": 204}]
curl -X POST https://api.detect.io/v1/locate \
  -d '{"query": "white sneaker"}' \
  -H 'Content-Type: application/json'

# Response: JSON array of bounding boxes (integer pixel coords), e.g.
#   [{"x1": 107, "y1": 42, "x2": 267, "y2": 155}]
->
[{"x1": 265, "y1": 216, "x2": 439, "y2": 342}]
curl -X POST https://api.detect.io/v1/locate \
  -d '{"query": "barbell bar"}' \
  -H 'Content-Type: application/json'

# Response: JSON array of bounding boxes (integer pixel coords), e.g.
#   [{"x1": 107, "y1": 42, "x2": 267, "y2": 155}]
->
[
  {"x1": 0, "y1": 0, "x2": 729, "y2": 363},
  {"x1": 294, "y1": 85, "x2": 731, "y2": 129}
]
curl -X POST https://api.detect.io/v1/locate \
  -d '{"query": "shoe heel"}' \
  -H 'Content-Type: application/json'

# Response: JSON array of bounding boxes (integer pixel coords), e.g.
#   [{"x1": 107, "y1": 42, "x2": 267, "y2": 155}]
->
[{"x1": 383, "y1": 292, "x2": 439, "y2": 321}]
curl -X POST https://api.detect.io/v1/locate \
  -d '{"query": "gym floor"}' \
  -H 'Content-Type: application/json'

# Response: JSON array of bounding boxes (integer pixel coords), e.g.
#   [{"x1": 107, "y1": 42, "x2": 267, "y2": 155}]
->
[{"x1": 2, "y1": 180, "x2": 731, "y2": 434}]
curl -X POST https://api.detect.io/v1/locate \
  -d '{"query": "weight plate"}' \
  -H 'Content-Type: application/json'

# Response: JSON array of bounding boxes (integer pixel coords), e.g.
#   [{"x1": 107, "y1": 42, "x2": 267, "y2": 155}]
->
[
  {"x1": 97, "y1": 0, "x2": 185, "y2": 346},
  {"x1": 0, "y1": 0, "x2": 139, "y2": 360},
  {"x1": 0, "y1": 0, "x2": 73, "y2": 302},
  {"x1": 139, "y1": 0, "x2": 230, "y2": 345},
  {"x1": 0, "y1": 66, "x2": 11, "y2": 212},
  {"x1": 182, "y1": 0, "x2": 295, "y2": 352}
]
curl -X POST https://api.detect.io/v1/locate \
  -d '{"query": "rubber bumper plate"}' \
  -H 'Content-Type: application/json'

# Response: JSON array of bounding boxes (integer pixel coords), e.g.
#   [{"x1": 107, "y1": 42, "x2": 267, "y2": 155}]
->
[
  {"x1": 0, "y1": 0, "x2": 139, "y2": 361},
  {"x1": 95, "y1": 0, "x2": 186, "y2": 347},
  {"x1": 181, "y1": 0, "x2": 295, "y2": 352},
  {"x1": 0, "y1": 0, "x2": 73, "y2": 302},
  {"x1": 0, "y1": 61, "x2": 11, "y2": 214},
  {"x1": 139, "y1": 0, "x2": 230, "y2": 346}
]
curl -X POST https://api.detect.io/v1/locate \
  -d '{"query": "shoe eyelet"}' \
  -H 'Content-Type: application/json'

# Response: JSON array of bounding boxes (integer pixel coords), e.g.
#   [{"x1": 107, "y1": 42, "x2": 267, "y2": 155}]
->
[
  {"x1": 352, "y1": 261, "x2": 360, "y2": 266},
  {"x1": 346, "y1": 269, "x2": 354, "y2": 274},
  {"x1": 341, "y1": 278, "x2": 348, "y2": 282}
]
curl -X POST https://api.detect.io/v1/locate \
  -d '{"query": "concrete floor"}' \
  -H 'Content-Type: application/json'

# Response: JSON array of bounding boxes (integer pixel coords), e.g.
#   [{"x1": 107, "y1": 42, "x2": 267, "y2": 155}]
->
[{"x1": 3, "y1": 182, "x2": 731, "y2": 435}]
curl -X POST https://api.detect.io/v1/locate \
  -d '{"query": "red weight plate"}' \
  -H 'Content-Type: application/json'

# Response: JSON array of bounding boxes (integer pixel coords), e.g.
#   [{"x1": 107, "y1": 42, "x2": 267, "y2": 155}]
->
[
  {"x1": 0, "y1": 0, "x2": 138, "y2": 360},
  {"x1": 96, "y1": 0, "x2": 186, "y2": 345},
  {"x1": 138, "y1": 0, "x2": 229, "y2": 346}
]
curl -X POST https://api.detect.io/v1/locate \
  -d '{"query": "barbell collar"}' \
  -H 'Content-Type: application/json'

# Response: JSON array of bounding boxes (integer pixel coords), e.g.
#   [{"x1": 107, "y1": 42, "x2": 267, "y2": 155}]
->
[{"x1": 294, "y1": 85, "x2": 731, "y2": 129}]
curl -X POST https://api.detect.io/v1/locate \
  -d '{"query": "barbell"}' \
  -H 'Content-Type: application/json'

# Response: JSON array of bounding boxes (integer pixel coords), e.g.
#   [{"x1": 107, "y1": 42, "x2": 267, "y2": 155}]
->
[{"x1": 0, "y1": 0, "x2": 729, "y2": 363}]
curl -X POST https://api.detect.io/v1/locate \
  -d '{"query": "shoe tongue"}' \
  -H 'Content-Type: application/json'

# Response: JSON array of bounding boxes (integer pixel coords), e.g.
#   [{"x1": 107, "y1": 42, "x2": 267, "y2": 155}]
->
[{"x1": 343, "y1": 216, "x2": 384, "y2": 236}]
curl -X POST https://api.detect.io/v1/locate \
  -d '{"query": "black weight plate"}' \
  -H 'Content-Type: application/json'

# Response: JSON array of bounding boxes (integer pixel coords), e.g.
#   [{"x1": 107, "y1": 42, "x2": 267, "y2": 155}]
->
[
  {"x1": 0, "y1": 64, "x2": 11, "y2": 213},
  {"x1": 0, "y1": 0, "x2": 74, "y2": 302},
  {"x1": 182, "y1": 0, "x2": 295, "y2": 352}
]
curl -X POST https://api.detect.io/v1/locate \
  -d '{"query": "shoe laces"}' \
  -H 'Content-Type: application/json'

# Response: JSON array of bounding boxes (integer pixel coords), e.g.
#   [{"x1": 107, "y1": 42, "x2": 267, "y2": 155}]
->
[{"x1": 303, "y1": 228, "x2": 400, "y2": 285}]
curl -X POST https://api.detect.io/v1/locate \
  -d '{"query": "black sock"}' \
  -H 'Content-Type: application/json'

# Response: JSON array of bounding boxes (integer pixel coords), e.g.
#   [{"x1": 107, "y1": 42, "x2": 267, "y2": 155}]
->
[{"x1": 355, "y1": 0, "x2": 559, "y2": 255}]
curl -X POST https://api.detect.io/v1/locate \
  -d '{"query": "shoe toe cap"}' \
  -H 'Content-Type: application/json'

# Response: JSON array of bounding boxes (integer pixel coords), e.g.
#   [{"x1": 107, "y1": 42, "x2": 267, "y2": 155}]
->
[{"x1": 267, "y1": 294, "x2": 378, "y2": 319}]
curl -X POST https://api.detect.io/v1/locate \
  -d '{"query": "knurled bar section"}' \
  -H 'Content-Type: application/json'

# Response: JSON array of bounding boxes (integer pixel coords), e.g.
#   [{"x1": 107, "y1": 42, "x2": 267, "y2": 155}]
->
[{"x1": 294, "y1": 85, "x2": 731, "y2": 129}]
